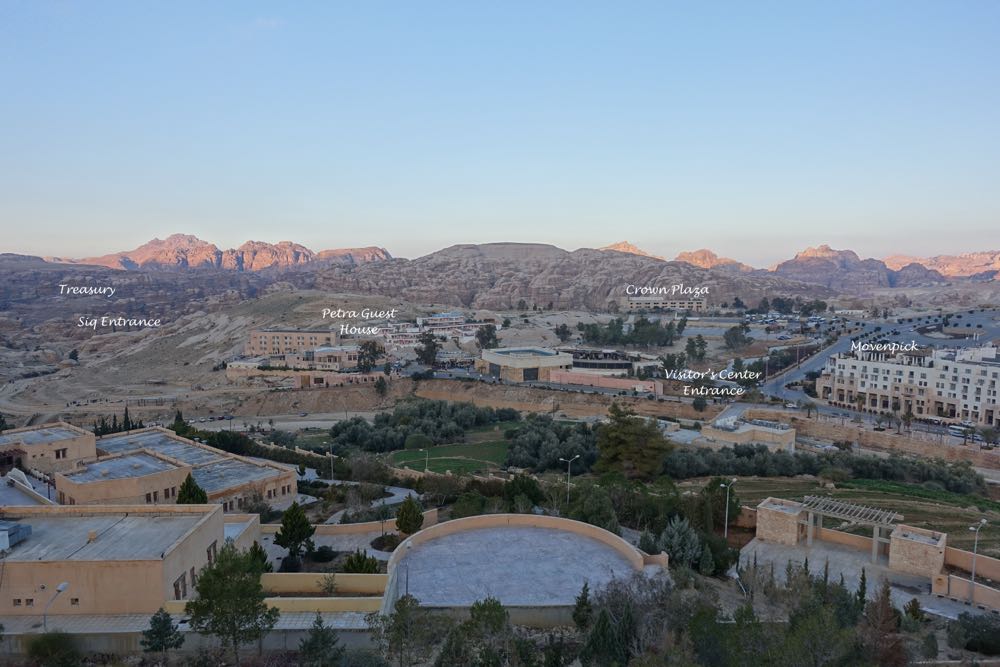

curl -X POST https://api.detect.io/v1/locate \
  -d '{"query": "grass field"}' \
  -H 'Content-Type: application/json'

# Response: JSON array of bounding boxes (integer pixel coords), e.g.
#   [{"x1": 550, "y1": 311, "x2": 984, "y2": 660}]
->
[
  {"x1": 679, "y1": 476, "x2": 1000, "y2": 557},
  {"x1": 390, "y1": 440, "x2": 508, "y2": 475}
]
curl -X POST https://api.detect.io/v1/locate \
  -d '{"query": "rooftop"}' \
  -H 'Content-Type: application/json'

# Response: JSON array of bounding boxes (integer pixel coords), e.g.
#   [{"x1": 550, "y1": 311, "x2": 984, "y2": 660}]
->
[
  {"x1": 0, "y1": 426, "x2": 85, "y2": 448},
  {"x1": 64, "y1": 453, "x2": 179, "y2": 483},
  {"x1": 192, "y1": 458, "x2": 280, "y2": 493},
  {"x1": 2, "y1": 513, "x2": 205, "y2": 561},
  {"x1": 97, "y1": 430, "x2": 223, "y2": 466},
  {"x1": 490, "y1": 347, "x2": 560, "y2": 357},
  {"x1": 0, "y1": 478, "x2": 45, "y2": 506}
]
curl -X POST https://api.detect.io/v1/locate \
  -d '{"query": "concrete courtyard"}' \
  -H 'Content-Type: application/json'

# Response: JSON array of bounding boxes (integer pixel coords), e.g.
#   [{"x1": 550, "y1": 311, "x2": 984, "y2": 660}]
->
[
  {"x1": 740, "y1": 537, "x2": 989, "y2": 620},
  {"x1": 396, "y1": 525, "x2": 638, "y2": 606}
]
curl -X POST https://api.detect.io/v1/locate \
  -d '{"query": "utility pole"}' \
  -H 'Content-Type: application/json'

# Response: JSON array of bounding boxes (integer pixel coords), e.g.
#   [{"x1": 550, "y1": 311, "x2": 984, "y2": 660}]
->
[
  {"x1": 969, "y1": 519, "x2": 988, "y2": 604},
  {"x1": 721, "y1": 478, "x2": 737, "y2": 539},
  {"x1": 559, "y1": 455, "x2": 580, "y2": 504}
]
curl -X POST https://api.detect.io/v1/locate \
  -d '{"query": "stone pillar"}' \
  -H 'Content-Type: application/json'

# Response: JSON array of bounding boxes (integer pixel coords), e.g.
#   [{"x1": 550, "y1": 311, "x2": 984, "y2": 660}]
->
[
  {"x1": 871, "y1": 525, "x2": 880, "y2": 563},
  {"x1": 806, "y1": 511, "x2": 815, "y2": 546}
]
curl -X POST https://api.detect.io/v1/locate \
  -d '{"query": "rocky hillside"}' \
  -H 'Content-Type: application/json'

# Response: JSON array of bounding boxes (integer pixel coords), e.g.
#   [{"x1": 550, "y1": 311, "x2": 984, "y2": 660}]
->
[
  {"x1": 311, "y1": 242, "x2": 831, "y2": 310},
  {"x1": 884, "y1": 250, "x2": 1000, "y2": 280},
  {"x1": 48, "y1": 234, "x2": 391, "y2": 272},
  {"x1": 598, "y1": 241, "x2": 663, "y2": 260},
  {"x1": 772, "y1": 245, "x2": 947, "y2": 292},
  {"x1": 674, "y1": 249, "x2": 754, "y2": 273}
]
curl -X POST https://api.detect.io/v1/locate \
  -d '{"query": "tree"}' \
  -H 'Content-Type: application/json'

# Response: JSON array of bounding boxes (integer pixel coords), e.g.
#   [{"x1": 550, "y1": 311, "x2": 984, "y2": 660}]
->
[
  {"x1": 185, "y1": 543, "x2": 280, "y2": 667},
  {"x1": 573, "y1": 582, "x2": 593, "y2": 631},
  {"x1": 141, "y1": 607, "x2": 185, "y2": 659},
  {"x1": 659, "y1": 515, "x2": 701, "y2": 568},
  {"x1": 723, "y1": 325, "x2": 752, "y2": 350},
  {"x1": 274, "y1": 502, "x2": 316, "y2": 567},
  {"x1": 177, "y1": 473, "x2": 208, "y2": 504},
  {"x1": 569, "y1": 484, "x2": 620, "y2": 534},
  {"x1": 475, "y1": 324, "x2": 499, "y2": 350},
  {"x1": 395, "y1": 496, "x2": 424, "y2": 534},
  {"x1": 594, "y1": 403, "x2": 672, "y2": 480},
  {"x1": 374, "y1": 376, "x2": 389, "y2": 397},
  {"x1": 698, "y1": 543, "x2": 715, "y2": 575},
  {"x1": 343, "y1": 549, "x2": 380, "y2": 574},
  {"x1": 856, "y1": 567, "x2": 868, "y2": 609},
  {"x1": 692, "y1": 396, "x2": 708, "y2": 413},
  {"x1": 248, "y1": 541, "x2": 273, "y2": 573},
  {"x1": 68, "y1": 348, "x2": 79, "y2": 361},
  {"x1": 367, "y1": 594, "x2": 441, "y2": 667},
  {"x1": 581, "y1": 608, "x2": 627, "y2": 667},
  {"x1": 299, "y1": 612, "x2": 345, "y2": 667},
  {"x1": 357, "y1": 341, "x2": 385, "y2": 373},
  {"x1": 554, "y1": 323, "x2": 572, "y2": 342},
  {"x1": 861, "y1": 580, "x2": 905, "y2": 666},
  {"x1": 415, "y1": 332, "x2": 440, "y2": 366}
]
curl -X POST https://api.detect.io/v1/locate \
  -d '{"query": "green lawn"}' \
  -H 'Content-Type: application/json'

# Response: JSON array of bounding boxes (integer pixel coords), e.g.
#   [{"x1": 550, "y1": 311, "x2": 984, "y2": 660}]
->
[{"x1": 390, "y1": 440, "x2": 508, "y2": 475}]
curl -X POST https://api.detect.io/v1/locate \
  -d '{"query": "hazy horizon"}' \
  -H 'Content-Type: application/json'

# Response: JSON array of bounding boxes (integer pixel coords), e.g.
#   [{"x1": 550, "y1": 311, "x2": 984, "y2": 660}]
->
[{"x1": 3, "y1": 2, "x2": 999, "y2": 265}]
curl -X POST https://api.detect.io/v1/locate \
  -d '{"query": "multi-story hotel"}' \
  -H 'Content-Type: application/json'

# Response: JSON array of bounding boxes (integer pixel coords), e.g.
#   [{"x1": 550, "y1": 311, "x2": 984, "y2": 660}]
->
[
  {"x1": 620, "y1": 295, "x2": 707, "y2": 312},
  {"x1": 816, "y1": 345, "x2": 1000, "y2": 426},
  {"x1": 244, "y1": 328, "x2": 341, "y2": 356}
]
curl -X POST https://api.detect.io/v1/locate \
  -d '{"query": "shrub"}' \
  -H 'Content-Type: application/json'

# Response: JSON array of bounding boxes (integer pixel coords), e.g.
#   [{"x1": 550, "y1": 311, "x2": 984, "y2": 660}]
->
[
  {"x1": 342, "y1": 549, "x2": 379, "y2": 574},
  {"x1": 311, "y1": 545, "x2": 337, "y2": 563},
  {"x1": 26, "y1": 631, "x2": 81, "y2": 667},
  {"x1": 404, "y1": 433, "x2": 433, "y2": 450}
]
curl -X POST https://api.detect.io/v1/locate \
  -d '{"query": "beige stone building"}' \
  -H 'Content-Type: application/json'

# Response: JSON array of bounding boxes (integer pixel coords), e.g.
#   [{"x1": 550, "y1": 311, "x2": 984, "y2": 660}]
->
[
  {"x1": 620, "y1": 295, "x2": 707, "y2": 312},
  {"x1": 49, "y1": 427, "x2": 297, "y2": 512},
  {"x1": 700, "y1": 418, "x2": 796, "y2": 453},
  {"x1": 245, "y1": 328, "x2": 341, "y2": 356},
  {"x1": 475, "y1": 348, "x2": 573, "y2": 382},
  {"x1": 0, "y1": 504, "x2": 260, "y2": 616},
  {"x1": 0, "y1": 423, "x2": 96, "y2": 474},
  {"x1": 816, "y1": 345, "x2": 1000, "y2": 427}
]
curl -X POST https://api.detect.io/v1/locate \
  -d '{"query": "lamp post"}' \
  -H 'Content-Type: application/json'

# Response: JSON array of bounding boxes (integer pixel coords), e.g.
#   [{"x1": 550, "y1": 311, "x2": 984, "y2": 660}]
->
[
  {"x1": 720, "y1": 478, "x2": 738, "y2": 539},
  {"x1": 969, "y1": 519, "x2": 988, "y2": 604},
  {"x1": 559, "y1": 455, "x2": 580, "y2": 504},
  {"x1": 43, "y1": 582, "x2": 69, "y2": 631}
]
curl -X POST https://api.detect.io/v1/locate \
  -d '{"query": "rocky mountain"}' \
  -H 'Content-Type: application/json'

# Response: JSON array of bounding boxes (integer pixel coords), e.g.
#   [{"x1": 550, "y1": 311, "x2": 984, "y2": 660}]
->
[
  {"x1": 598, "y1": 241, "x2": 663, "y2": 260},
  {"x1": 772, "y1": 245, "x2": 946, "y2": 292},
  {"x1": 884, "y1": 250, "x2": 1000, "y2": 280},
  {"x1": 674, "y1": 249, "x2": 753, "y2": 273},
  {"x1": 48, "y1": 234, "x2": 391, "y2": 272},
  {"x1": 310, "y1": 242, "x2": 831, "y2": 310}
]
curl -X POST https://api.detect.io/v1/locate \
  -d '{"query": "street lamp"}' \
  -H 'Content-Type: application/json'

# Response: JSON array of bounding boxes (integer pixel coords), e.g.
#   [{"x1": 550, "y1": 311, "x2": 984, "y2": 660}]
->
[
  {"x1": 720, "y1": 478, "x2": 738, "y2": 539},
  {"x1": 559, "y1": 455, "x2": 580, "y2": 504},
  {"x1": 419, "y1": 449, "x2": 429, "y2": 472},
  {"x1": 969, "y1": 519, "x2": 988, "y2": 604},
  {"x1": 43, "y1": 582, "x2": 69, "y2": 631}
]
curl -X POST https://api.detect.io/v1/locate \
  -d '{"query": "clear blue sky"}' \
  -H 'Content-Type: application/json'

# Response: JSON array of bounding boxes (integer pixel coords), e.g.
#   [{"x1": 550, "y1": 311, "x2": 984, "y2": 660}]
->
[{"x1": 2, "y1": 1, "x2": 998, "y2": 265}]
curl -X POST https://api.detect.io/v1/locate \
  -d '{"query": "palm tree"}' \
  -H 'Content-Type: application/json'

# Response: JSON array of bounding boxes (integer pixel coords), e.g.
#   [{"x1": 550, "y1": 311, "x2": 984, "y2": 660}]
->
[{"x1": 854, "y1": 392, "x2": 866, "y2": 414}]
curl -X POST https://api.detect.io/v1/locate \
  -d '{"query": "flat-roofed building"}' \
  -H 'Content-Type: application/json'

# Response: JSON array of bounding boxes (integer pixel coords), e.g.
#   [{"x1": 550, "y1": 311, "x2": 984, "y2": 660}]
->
[
  {"x1": 244, "y1": 328, "x2": 340, "y2": 356},
  {"x1": 0, "y1": 423, "x2": 96, "y2": 474},
  {"x1": 284, "y1": 345, "x2": 363, "y2": 371},
  {"x1": 0, "y1": 504, "x2": 246, "y2": 616},
  {"x1": 47, "y1": 427, "x2": 298, "y2": 511},
  {"x1": 475, "y1": 347, "x2": 573, "y2": 382},
  {"x1": 55, "y1": 451, "x2": 192, "y2": 506},
  {"x1": 700, "y1": 417, "x2": 796, "y2": 453}
]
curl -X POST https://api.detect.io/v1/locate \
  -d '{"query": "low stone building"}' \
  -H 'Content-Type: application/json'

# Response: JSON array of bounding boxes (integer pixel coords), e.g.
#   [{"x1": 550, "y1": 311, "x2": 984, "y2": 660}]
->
[
  {"x1": 475, "y1": 347, "x2": 573, "y2": 382},
  {"x1": 0, "y1": 423, "x2": 96, "y2": 474}
]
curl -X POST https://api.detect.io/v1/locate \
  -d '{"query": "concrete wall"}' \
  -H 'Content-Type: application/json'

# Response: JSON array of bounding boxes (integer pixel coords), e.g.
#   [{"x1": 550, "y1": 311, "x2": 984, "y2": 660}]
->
[
  {"x1": 700, "y1": 424, "x2": 795, "y2": 452},
  {"x1": 933, "y1": 574, "x2": 1000, "y2": 610},
  {"x1": 814, "y1": 527, "x2": 874, "y2": 551},
  {"x1": 261, "y1": 573, "x2": 387, "y2": 596},
  {"x1": 745, "y1": 409, "x2": 1000, "y2": 469},
  {"x1": 888, "y1": 525, "x2": 946, "y2": 578},
  {"x1": 261, "y1": 508, "x2": 439, "y2": 536},
  {"x1": 162, "y1": 596, "x2": 382, "y2": 614},
  {"x1": 162, "y1": 507, "x2": 225, "y2": 604},
  {"x1": 546, "y1": 370, "x2": 662, "y2": 396},
  {"x1": 945, "y1": 547, "x2": 1000, "y2": 582}
]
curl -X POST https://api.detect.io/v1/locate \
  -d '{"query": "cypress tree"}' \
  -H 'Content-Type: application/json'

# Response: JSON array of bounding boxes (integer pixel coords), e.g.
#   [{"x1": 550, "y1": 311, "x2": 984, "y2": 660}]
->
[{"x1": 177, "y1": 474, "x2": 208, "y2": 504}]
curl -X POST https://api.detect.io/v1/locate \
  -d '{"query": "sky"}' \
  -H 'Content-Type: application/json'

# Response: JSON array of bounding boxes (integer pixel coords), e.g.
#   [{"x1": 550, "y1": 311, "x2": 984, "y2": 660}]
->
[{"x1": 1, "y1": 1, "x2": 998, "y2": 266}]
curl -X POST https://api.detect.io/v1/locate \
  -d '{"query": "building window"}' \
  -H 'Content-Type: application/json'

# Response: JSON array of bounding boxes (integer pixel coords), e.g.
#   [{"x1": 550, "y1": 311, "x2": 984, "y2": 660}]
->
[
  {"x1": 207, "y1": 541, "x2": 217, "y2": 564},
  {"x1": 70, "y1": 598, "x2": 80, "y2": 606},
  {"x1": 54, "y1": 448, "x2": 68, "y2": 459},
  {"x1": 25, "y1": 598, "x2": 34, "y2": 607},
  {"x1": 146, "y1": 493, "x2": 152, "y2": 503},
  {"x1": 153, "y1": 490, "x2": 159, "y2": 502},
  {"x1": 12, "y1": 599, "x2": 21, "y2": 606},
  {"x1": 173, "y1": 573, "x2": 187, "y2": 600},
  {"x1": 164, "y1": 488, "x2": 170, "y2": 498},
  {"x1": 190, "y1": 567, "x2": 197, "y2": 588}
]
